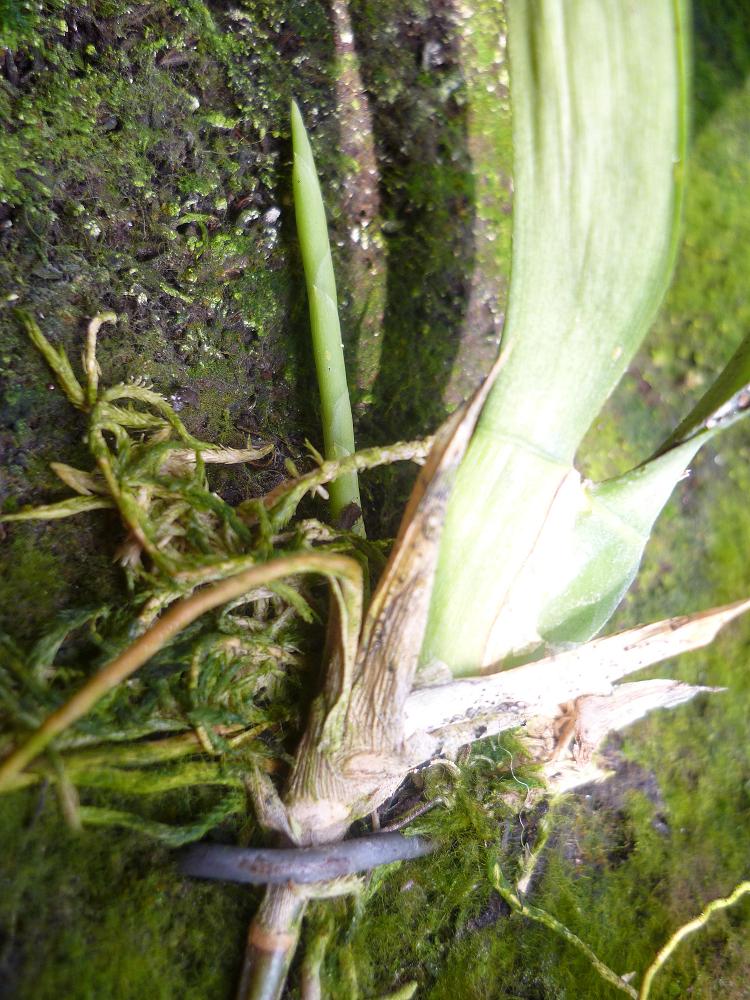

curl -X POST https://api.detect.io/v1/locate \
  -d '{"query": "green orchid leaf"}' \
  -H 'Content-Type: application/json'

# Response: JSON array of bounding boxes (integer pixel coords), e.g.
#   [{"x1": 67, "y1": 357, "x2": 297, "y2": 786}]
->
[
  {"x1": 537, "y1": 438, "x2": 708, "y2": 649},
  {"x1": 478, "y1": 0, "x2": 689, "y2": 462},
  {"x1": 423, "y1": 0, "x2": 689, "y2": 675},
  {"x1": 651, "y1": 327, "x2": 750, "y2": 457},
  {"x1": 291, "y1": 100, "x2": 362, "y2": 530},
  {"x1": 486, "y1": 382, "x2": 750, "y2": 661},
  {"x1": 538, "y1": 375, "x2": 750, "y2": 647}
]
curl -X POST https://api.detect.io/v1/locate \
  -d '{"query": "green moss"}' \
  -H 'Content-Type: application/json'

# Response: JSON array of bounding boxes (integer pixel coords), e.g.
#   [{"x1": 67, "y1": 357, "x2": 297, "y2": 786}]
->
[
  {"x1": 0, "y1": 0, "x2": 342, "y2": 628},
  {"x1": 0, "y1": 788, "x2": 255, "y2": 999},
  {"x1": 0, "y1": 519, "x2": 119, "y2": 641},
  {"x1": 298, "y1": 734, "x2": 541, "y2": 999},
  {"x1": 0, "y1": 6, "x2": 339, "y2": 989},
  {"x1": 2, "y1": 2, "x2": 750, "y2": 998},
  {"x1": 0, "y1": 531, "x2": 66, "y2": 631},
  {"x1": 350, "y1": 0, "x2": 475, "y2": 433},
  {"x1": 341, "y1": 0, "x2": 513, "y2": 534}
]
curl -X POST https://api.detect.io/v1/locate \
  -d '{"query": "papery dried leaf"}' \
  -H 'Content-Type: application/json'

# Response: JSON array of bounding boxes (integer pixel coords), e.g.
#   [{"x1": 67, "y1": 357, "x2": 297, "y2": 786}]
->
[
  {"x1": 405, "y1": 598, "x2": 750, "y2": 751},
  {"x1": 569, "y1": 679, "x2": 721, "y2": 765},
  {"x1": 283, "y1": 353, "x2": 506, "y2": 843},
  {"x1": 532, "y1": 679, "x2": 719, "y2": 796},
  {"x1": 351, "y1": 351, "x2": 507, "y2": 737}
]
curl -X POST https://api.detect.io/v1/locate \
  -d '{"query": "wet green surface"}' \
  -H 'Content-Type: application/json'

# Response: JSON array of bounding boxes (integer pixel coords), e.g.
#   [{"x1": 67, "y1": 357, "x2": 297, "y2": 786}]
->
[{"x1": 1, "y1": 1, "x2": 749, "y2": 997}]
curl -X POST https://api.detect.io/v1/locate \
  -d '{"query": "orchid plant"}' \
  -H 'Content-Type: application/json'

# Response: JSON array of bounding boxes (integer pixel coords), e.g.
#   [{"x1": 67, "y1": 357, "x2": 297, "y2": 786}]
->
[{"x1": 2, "y1": 1, "x2": 750, "y2": 998}]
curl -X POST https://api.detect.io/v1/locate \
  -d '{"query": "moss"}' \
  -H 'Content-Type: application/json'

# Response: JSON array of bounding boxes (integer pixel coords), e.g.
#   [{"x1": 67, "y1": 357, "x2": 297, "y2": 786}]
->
[
  {"x1": 0, "y1": 0, "x2": 343, "y2": 626},
  {"x1": 0, "y1": 6, "x2": 339, "y2": 991},
  {"x1": 1, "y1": 2, "x2": 750, "y2": 999},
  {"x1": 0, "y1": 518, "x2": 119, "y2": 641},
  {"x1": 693, "y1": 0, "x2": 750, "y2": 130},
  {"x1": 0, "y1": 787, "x2": 256, "y2": 999},
  {"x1": 348, "y1": 0, "x2": 475, "y2": 432},
  {"x1": 297, "y1": 734, "x2": 541, "y2": 999}
]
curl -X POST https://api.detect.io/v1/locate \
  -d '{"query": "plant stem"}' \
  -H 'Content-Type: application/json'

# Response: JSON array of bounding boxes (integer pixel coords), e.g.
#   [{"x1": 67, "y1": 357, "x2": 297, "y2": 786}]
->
[
  {"x1": 236, "y1": 886, "x2": 307, "y2": 1000},
  {"x1": 299, "y1": 920, "x2": 331, "y2": 1000},
  {"x1": 515, "y1": 798, "x2": 560, "y2": 895},
  {"x1": 491, "y1": 863, "x2": 637, "y2": 998},
  {"x1": 638, "y1": 881, "x2": 750, "y2": 1000}
]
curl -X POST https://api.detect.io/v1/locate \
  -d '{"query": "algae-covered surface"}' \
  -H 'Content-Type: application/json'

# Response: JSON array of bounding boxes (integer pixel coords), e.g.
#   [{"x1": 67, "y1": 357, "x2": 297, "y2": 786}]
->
[{"x1": 1, "y1": 1, "x2": 749, "y2": 997}]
